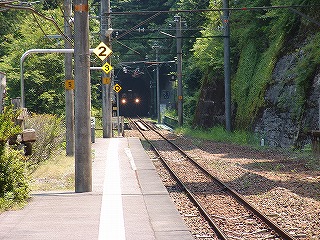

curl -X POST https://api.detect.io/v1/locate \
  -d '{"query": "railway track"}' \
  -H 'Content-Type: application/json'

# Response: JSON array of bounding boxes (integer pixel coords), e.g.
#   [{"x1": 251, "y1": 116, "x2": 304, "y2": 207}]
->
[{"x1": 129, "y1": 117, "x2": 297, "y2": 240}]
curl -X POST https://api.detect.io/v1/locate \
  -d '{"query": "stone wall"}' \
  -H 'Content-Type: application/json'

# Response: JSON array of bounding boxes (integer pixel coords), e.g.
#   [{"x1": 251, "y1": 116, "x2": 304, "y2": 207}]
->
[
  {"x1": 192, "y1": 39, "x2": 320, "y2": 149},
  {"x1": 192, "y1": 77, "x2": 225, "y2": 128},
  {"x1": 254, "y1": 53, "x2": 320, "y2": 147}
]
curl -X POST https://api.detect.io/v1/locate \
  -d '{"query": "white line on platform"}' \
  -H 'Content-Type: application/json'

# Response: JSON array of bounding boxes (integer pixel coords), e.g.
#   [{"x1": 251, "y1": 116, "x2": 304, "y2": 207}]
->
[
  {"x1": 98, "y1": 138, "x2": 126, "y2": 240},
  {"x1": 124, "y1": 148, "x2": 137, "y2": 171}
]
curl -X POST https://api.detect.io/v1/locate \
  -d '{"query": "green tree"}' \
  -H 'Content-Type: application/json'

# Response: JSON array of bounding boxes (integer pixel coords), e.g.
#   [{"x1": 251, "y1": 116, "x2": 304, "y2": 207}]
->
[
  {"x1": 0, "y1": 8, "x2": 66, "y2": 114},
  {"x1": 0, "y1": 147, "x2": 30, "y2": 211},
  {"x1": 0, "y1": 106, "x2": 21, "y2": 149},
  {"x1": 189, "y1": 0, "x2": 320, "y2": 130},
  {"x1": 0, "y1": 106, "x2": 29, "y2": 211}
]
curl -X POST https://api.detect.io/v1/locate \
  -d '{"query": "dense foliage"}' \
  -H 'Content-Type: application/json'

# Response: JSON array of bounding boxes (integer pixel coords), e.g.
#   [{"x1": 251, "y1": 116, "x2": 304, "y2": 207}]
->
[
  {"x1": 24, "y1": 114, "x2": 65, "y2": 171},
  {"x1": 0, "y1": 0, "x2": 319, "y2": 210},
  {"x1": 189, "y1": 0, "x2": 320, "y2": 129},
  {"x1": 0, "y1": 107, "x2": 29, "y2": 211},
  {"x1": 0, "y1": 0, "x2": 319, "y2": 125},
  {"x1": 0, "y1": 8, "x2": 64, "y2": 114},
  {"x1": 0, "y1": 110, "x2": 65, "y2": 210},
  {"x1": 0, "y1": 106, "x2": 21, "y2": 144},
  {"x1": 0, "y1": 147, "x2": 30, "y2": 211}
]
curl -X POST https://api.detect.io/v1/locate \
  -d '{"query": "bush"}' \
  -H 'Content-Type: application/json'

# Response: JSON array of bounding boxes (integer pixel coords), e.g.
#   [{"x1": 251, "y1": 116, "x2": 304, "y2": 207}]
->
[
  {"x1": 0, "y1": 148, "x2": 30, "y2": 211},
  {"x1": 0, "y1": 106, "x2": 29, "y2": 211},
  {"x1": 24, "y1": 114, "x2": 65, "y2": 170},
  {"x1": 0, "y1": 106, "x2": 21, "y2": 147}
]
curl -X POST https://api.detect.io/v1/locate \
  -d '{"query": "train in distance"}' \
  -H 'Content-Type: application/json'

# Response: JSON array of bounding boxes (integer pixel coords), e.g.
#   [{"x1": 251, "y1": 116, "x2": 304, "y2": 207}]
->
[{"x1": 118, "y1": 89, "x2": 148, "y2": 117}]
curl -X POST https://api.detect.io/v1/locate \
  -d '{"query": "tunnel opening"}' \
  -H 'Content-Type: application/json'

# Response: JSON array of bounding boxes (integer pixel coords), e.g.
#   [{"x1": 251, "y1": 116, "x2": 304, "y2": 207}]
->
[
  {"x1": 116, "y1": 68, "x2": 151, "y2": 117},
  {"x1": 114, "y1": 61, "x2": 176, "y2": 119}
]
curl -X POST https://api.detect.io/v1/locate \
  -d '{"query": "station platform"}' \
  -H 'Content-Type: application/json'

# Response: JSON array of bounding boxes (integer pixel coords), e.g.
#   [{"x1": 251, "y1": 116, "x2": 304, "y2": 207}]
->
[{"x1": 0, "y1": 137, "x2": 193, "y2": 240}]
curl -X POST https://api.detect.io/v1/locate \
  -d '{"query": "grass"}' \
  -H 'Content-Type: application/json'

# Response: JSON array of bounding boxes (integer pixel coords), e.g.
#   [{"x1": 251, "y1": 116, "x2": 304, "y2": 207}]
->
[
  {"x1": 177, "y1": 125, "x2": 260, "y2": 146},
  {"x1": 1, "y1": 154, "x2": 75, "y2": 213},
  {"x1": 30, "y1": 155, "x2": 75, "y2": 192}
]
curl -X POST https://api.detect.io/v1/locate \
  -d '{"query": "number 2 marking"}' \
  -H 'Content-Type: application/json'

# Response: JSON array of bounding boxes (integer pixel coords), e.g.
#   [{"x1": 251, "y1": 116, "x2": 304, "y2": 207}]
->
[
  {"x1": 94, "y1": 42, "x2": 112, "y2": 61},
  {"x1": 98, "y1": 46, "x2": 107, "y2": 57}
]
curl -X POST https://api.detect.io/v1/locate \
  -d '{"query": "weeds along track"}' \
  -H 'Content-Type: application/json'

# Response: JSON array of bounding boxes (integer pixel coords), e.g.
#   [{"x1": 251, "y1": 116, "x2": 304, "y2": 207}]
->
[{"x1": 129, "y1": 118, "x2": 296, "y2": 240}]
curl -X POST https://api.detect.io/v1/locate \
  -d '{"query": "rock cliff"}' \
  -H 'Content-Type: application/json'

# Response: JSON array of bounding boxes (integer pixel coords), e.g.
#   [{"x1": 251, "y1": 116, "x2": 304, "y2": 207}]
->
[
  {"x1": 254, "y1": 53, "x2": 320, "y2": 147},
  {"x1": 193, "y1": 40, "x2": 320, "y2": 148}
]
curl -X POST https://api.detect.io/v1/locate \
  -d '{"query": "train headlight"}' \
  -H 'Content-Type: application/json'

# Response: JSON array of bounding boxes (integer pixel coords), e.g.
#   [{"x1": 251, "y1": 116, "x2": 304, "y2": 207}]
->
[
  {"x1": 121, "y1": 98, "x2": 127, "y2": 104},
  {"x1": 134, "y1": 98, "x2": 140, "y2": 104}
]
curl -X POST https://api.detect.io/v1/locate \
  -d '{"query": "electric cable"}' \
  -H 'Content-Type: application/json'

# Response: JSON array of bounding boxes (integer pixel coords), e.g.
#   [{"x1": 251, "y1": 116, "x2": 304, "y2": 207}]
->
[
  {"x1": 107, "y1": 5, "x2": 320, "y2": 16},
  {"x1": 58, "y1": 4, "x2": 75, "y2": 46},
  {"x1": 0, "y1": 2, "x2": 73, "y2": 45},
  {"x1": 115, "y1": 11, "x2": 161, "y2": 40},
  {"x1": 31, "y1": 12, "x2": 56, "y2": 45}
]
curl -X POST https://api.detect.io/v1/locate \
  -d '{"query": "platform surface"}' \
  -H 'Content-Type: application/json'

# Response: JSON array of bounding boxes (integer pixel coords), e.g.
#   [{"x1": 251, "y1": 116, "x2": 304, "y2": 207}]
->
[{"x1": 0, "y1": 137, "x2": 193, "y2": 240}]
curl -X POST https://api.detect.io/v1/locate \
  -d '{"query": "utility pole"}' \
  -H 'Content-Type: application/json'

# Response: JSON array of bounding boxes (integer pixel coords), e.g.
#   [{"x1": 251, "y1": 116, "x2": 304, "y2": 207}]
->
[
  {"x1": 223, "y1": 0, "x2": 232, "y2": 132},
  {"x1": 152, "y1": 43, "x2": 160, "y2": 123},
  {"x1": 74, "y1": 0, "x2": 92, "y2": 192},
  {"x1": 101, "y1": 0, "x2": 112, "y2": 138},
  {"x1": 0, "y1": 72, "x2": 5, "y2": 113},
  {"x1": 175, "y1": 15, "x2": 183, "y2": 126},
  {"x1": 318, "y1": 98, "x2": 320, "y2": 130},
  {"x1": 64, "y1": 0, "x2": 74, "y2": 156}
]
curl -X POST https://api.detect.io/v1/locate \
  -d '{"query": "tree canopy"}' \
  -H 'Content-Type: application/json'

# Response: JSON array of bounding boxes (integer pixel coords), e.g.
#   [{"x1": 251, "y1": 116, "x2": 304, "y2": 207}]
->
[{"x1": 0, "y1": 0, "x2": 319, "y2": 129}]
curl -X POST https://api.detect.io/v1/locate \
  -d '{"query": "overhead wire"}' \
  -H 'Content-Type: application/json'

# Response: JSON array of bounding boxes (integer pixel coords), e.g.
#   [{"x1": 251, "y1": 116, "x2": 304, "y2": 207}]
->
[
  {"x1": 113, "y1": 39, "x2": 143, "y2": 56},
  {"x1": 112, "y1": 12, "x2": 208, "y2": 67},
  {"x1": 31, "y1": 12, "x2": 56, "y2": 45},
  {"x1": 0, "y1": 1, "x2": 73, "y2": 46},
  {"x1": 58, "y1": 3, "x2": 75, "y2": 46},
  {"x1": 115, "y1": 11, "x2": 162, "y2": 40},
  {"x1": 111, "y1": 12, "x2": 168, "y2": 63},
  {"x1": 107, "y1": 5, "x2": 320, "y2": 16},
  {"x1": 0, "y1": 0, "x2": 17, "y2": 5}
]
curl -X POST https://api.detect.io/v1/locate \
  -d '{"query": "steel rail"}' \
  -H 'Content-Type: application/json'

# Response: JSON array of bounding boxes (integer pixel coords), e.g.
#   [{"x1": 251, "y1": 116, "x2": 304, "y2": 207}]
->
[
  {"x1": 138, "y1": 118, "x2": 296, "y2": 240},
  {"x1": 129, "y1": 117, "x2": 229, "y2": 239}
]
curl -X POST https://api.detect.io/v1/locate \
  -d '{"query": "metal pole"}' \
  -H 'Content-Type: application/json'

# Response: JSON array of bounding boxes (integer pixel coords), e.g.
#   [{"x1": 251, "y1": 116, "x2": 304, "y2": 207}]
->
[
  {"x1": 64, "y1": 0, "x2": 74, "y2": 156},
  {"x1": 175, "y1": 15, "x2": 183, "y2": 126},
  {"x1": 101, "y1": 0, "x2": 112, "y2": 138},
  {"x1": 74, "y1": 0, "x2": 92, "y2": 192},
  {"x1": 116, "y1": 91, "x2": 120, "y2": 136},
  {"x1": 223, "y1": 0, "x2": 232, "y2": 132},
  {"x1": 318, "y1": 98, "x2": 320, "y2": 130},
  {"x1": 155, "y1": 45, "x2": 160, "y2": 123},
  {"x1": 0, "y1": 72, "x2": 5, "y2": 113},
  {"x1": 20, "y1": 48, "x2": 94, "y2": 109}
]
